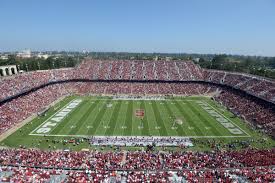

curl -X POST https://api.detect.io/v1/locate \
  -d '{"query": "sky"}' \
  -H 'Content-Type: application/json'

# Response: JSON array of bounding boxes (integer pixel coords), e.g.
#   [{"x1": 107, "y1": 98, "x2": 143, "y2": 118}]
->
[{"x1": 0, "y1": 0, "x2": 274, "y2": 56}]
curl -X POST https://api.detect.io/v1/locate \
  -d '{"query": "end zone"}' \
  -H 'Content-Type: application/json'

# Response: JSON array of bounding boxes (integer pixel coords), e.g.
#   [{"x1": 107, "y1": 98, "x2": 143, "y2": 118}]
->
[{"x1": 29, "y1": 99, "x2": 82, "y2": 136}]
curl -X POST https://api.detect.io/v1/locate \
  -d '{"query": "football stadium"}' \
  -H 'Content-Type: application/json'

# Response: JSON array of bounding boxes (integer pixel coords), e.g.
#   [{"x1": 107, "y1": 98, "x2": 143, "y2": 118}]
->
[
  {"x1": 0, "y1": 1, "x2": 275, "y2": 182},
  {"x1": 0, "y1": 59, "x2": 274, "y2": 182}
]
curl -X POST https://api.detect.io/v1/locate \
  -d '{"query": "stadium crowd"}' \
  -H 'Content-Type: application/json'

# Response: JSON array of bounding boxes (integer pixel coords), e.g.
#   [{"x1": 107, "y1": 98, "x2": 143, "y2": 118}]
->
[
  {"x1": 215, "y1": 89, "x2": 275, "y2": 136},
  {"x1": 0, "y1": 59, "x2": 274, "y2": 103},
  {"x1": 0, "y1": 83, "x2": 74, "y2": 134},
  {"x1": 0, "y1": 148, "x2": 274, "y2": 182},
  {"x1": 0, "y1": 60, "x2": 204, "y2": 101},
  {"x1": 204, "y1": 69, "x2": 275, "y2": 103},
  {"x1": 0, "y1": 68, "x2": 76, "y2": 101},
  {"x1": 1, "y1": 166, "x2": 274, "y2": 182}
]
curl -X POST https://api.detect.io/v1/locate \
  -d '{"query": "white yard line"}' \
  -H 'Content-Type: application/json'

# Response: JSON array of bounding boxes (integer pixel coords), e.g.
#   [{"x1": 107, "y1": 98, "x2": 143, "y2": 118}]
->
[
  {"x1": 116, "y1": 102, "x2": 128, "y2": 134},
  {"x1": 78, "y1": 100, "x2": 103, "y2": 135},
  {"x1": 147, "y1": 102, "x2": 162, "y2": 136},
  {"x1": 103, "y1": 101, "x2": 119, "y2": 134},
  {"x1": 202, "y1": 101, "x2": 250, "y2": 137}
]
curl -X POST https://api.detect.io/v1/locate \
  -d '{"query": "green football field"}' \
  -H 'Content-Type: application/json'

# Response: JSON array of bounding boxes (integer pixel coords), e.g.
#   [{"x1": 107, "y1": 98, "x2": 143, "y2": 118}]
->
[
  {"x1": 2, "y1": 95, "x2": 274, "y2": 150},
  {"x1": 31, "y1": 96, "x2": 249, "y2": 137}
]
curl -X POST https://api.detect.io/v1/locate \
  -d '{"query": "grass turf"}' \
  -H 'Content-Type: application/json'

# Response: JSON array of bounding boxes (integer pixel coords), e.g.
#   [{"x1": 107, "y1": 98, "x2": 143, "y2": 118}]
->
[{"x1": 1, "y1": 95, "x2": 274, "y2": 151}]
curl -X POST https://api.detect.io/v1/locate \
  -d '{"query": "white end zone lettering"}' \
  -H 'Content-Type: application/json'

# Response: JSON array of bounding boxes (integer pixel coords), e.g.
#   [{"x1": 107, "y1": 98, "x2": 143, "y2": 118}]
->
[
  {"x1": 36, "y1": 128, "x2": 51, "y2": 134},
  {"x1": 31, "y1": 99, "x2": 82, "y2": 135},
  {"x1": 42, "y1": 122, "x2": 57, "y2": 128},
  {"x1": 196, "y1": 101, "x2": 246, "y2": 135},
  {"x1": 228, "y1": 128, "x2": 243, "y2": 134}
]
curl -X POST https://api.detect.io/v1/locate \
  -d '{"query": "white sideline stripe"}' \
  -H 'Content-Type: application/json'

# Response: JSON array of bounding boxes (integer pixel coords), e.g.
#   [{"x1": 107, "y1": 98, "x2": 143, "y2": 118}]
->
[
  {"x1": 29, "y1": 99, "x2": 77, "y2": 135},
  {"x1": 28, "y1": 134, "x2": 250, "y2": 138},
  {"x1": 87, "y1": 99, "x2": 199, "y2": 102},
  {"x1": 202, "y1": 101, "x2": 250, "y2": 137}
]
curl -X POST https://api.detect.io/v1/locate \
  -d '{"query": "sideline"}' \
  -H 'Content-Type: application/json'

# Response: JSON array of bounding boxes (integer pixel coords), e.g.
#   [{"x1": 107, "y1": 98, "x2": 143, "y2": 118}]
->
[{"x1": 28, "y1": 134, "x2": 250, "y2": 138}]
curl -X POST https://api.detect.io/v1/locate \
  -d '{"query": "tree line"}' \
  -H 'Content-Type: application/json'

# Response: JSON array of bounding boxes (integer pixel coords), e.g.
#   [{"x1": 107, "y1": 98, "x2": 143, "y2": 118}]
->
[
  {"x1": 0, "y1": 55, "x2": 83, "y2": 72},
  {"x1": 198, "y1": 54, "x2": 275, "y2": 79}
]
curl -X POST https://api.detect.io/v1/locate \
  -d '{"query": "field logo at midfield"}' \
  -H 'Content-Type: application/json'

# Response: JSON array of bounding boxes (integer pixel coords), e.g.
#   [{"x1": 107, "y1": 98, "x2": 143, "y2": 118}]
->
[
  {"x1": 135, "y1": 109, "x2": 145, "y2": 119},
  {"x1": 33, "y1": 99, "x2": 82, "y2": 134},
  {"x1": 196, "y1": 101, "x2": 243, "y2": 135}
]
